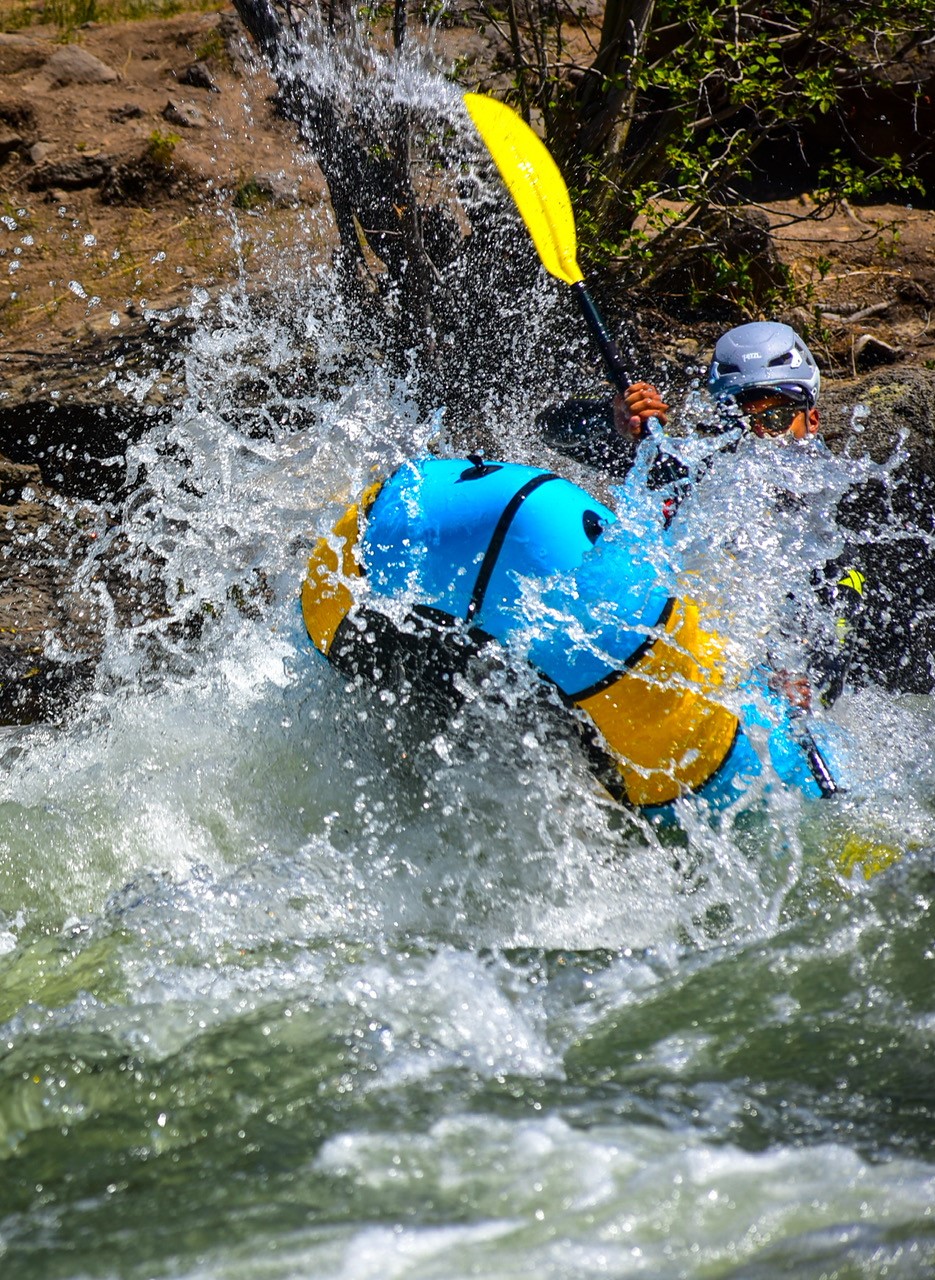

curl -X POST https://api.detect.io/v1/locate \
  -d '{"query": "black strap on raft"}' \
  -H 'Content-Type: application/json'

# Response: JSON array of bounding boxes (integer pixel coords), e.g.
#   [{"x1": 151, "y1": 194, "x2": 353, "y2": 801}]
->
[
  {"x1": 466, "y1": 472, "x2": 560, "y2": 623},
  {"x1": 562, "y1": 598, "x2": 676, "y2": 704}
]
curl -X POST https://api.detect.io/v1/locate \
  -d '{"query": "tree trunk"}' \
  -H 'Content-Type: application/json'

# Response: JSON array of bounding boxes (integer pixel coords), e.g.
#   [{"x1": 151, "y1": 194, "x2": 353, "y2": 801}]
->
[
  {"x1": 389, "y1": 0, "x2": 441, "y2": 358},
  {"x1": 553, "y1": 0, "x2": 655, "y2": 184},
  {"x1": 231, "y1": 0, "x2": 450, "y2": 366}
]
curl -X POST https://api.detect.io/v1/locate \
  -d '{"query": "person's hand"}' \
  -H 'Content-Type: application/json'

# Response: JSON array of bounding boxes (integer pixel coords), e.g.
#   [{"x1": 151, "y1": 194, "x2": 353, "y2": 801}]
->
[
  {"x1": 769, "y1": 668, "x2": 813, "y2": 713},
  {"x1": 613, "y1": 382, "x2": 669, "y2": 440}
]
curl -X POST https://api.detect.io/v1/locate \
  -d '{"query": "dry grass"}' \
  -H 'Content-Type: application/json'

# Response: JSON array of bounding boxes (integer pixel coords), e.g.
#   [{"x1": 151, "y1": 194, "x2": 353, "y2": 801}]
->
[{"x1": 1, "y1": 0, "x2": 223, "y2": 34}]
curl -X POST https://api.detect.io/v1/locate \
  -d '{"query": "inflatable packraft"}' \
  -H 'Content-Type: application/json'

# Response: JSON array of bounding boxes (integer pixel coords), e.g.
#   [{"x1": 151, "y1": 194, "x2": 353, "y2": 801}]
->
[{"x1": 301, "y1": 457, "x2": 839, "y2": 814}]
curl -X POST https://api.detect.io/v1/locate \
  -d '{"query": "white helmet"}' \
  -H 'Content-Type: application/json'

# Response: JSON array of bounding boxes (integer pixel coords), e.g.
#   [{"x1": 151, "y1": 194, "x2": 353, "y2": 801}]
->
[{"x1": 708, "y1": 322, "x2": 821, "y2": 406}]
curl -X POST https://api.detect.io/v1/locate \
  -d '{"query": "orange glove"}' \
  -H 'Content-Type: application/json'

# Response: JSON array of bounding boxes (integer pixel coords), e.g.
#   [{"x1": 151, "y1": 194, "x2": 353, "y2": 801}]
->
[{"x1": 613, "y1": 382, "x2": 669, "y2": 440}]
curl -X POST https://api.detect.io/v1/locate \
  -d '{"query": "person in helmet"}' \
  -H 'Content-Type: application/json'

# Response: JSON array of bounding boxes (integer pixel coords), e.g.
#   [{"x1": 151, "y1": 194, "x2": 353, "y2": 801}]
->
[
  {"x1": 631, "y1": 324, "x2": 865, "y2": 708},
  {"x1": 538, "y1": 321, "x2": 866, "y2": 707},
  {"x1": 539, "y1": 321, "x2": 823, "y2": 508},
  {"x1": 617, "y1": 321, "x2": 821, "y2": 445},
  {"x1": 541, "y1": 322, "x2": 824, "y2": 486}
]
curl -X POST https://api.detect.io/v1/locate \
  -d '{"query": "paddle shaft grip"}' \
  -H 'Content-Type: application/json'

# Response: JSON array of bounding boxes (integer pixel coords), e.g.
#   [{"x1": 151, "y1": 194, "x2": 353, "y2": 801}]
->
[
  {"x1": 800, "y1": 726, "x2": 840, "y2": 798},
  {"x1": 767, "y1": 661, "x2": 841, "y2": 799},
  {"x1": 572, "y1": 281, "x2": 631, "y2": 394}
]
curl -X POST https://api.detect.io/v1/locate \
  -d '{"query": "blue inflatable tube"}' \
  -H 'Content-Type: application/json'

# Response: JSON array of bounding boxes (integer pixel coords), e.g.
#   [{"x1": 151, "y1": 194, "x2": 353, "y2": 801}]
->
[{"x1": 301, "y1": 457, "x2": 841, "y2": 816}]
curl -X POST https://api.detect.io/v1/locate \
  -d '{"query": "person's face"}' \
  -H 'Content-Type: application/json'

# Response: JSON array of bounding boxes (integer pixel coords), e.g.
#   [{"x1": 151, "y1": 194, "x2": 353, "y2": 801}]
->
[{"x1": 737, "y1": 392, "x2": 819, "y2": 440}]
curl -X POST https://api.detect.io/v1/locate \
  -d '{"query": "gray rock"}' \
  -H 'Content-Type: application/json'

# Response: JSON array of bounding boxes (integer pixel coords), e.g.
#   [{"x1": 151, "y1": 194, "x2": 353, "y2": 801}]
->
[
  {"x1": 110, "y1": 103, "x2": 145, "y2": 123},
  {"x1": 27, "y1": 154, "x2": 110, "y2": 191},
  {"x1": 162, "y1": 99, "x2": 206, "y2": 129},
  {"x1": 28, "y1": 141, "x2": 53, "y2": 165},
  {"x1": 0, "y1": 320, "x2": 194, "y2": 724},
  {"x1": 0, "y1": 456, "x2": 42, "y2": 505},
  {"x1": 0, "y1": 98, "x2": 37, "y2": 160},
  {"x1": 217, "y1": 12, "x2": 250, "y2": 76},
  {"x1": 44, "y1": 44, "x2": 118, "y2": 88},
  {"x1": 821, "y1": 368, "x2": 935, "y2": 694},
  {"x1": 0, "y1": 464, "x2": 102, "y2": 725},
  {"x1": 852, "y1": 333, "x2": 902, "y2": 371},
  {"x1": 0, "y1": 33, "x2": 48, "y2": 76},
  {"x1": 247, "y1": 169, "x2": 298, "y2": 204},
  {"x1": 0, "y1": 123, "x2": 22, "y2": 163},
  {"x1": 180, "y1": 61, "x2": 220, "y2": 92},
  {"x1": 823, "y1": 367, "x2": 935, "y2": 477}
]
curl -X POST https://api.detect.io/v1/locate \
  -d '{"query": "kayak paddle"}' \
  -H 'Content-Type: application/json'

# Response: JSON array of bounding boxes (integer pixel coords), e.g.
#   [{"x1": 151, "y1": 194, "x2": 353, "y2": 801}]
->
[{"x1": 463, "y1": 92, "x2": 632, "y2": 394}]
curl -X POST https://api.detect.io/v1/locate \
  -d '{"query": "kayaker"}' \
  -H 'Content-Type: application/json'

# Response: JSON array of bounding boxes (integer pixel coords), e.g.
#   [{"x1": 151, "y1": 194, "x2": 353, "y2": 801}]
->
[
  {"x1": 538, "y1": 321, "x2": 867, "y2": 707},
  {"x1": 618, "y1": 320, "x2": 820, "y2": 443},
  {"x1": 538, "y1": 321, "x2": 821, "y2": 482}
]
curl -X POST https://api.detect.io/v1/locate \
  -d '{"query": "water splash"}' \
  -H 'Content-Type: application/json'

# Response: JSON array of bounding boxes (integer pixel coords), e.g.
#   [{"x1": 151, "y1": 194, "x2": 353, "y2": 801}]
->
[{"x1": 2, "y1": 21, "x2": 935, "y2": 1279}]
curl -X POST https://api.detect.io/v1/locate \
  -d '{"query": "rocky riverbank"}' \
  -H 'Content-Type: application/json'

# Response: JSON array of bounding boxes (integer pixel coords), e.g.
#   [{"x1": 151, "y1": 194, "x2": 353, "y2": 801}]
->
[{"x1": 2, "y1": 5, "x2": 934, "y2": 721}]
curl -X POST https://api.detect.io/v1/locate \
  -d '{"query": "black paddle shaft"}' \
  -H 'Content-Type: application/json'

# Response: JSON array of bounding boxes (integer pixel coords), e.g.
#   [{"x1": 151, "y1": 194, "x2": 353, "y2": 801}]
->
[
  {"x1": 800, "y1": 725, "x2": 841, "y2": 797},
  {"x1": 572, "y1": 281, "x2": 632, "y2": 394}
]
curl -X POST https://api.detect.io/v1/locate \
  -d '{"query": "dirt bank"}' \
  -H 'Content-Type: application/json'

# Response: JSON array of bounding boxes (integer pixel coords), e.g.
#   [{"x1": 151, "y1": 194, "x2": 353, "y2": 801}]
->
[
  {"x1": 1, "y1": 5, "x2": 934, "y2": 721},
  {"x1": 2, "y1": 8, "x2": 933, "y2": 386}
]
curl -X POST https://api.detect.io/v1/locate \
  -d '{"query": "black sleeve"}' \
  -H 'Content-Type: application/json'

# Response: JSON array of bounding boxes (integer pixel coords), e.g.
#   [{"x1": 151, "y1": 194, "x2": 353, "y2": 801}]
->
[
  {"x1": 536, "y1": 396, "x2": 693, "y2": 487},
  {"x1": 535, "y1": 398, "x2": 638, "y2": 473},
  {"x1": 809, "y1": 559, "x2": 869, "y2": 706}
]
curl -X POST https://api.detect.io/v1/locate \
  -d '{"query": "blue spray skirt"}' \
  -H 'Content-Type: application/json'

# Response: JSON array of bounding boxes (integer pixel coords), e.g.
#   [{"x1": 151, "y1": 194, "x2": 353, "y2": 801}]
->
[{"x1": 302, "y1": 457, "x2": 842, "y2": 816}]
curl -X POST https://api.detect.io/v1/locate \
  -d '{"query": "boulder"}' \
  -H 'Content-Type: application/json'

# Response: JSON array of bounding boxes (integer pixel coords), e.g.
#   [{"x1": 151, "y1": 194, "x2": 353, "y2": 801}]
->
[
  {"x1": 28, "y1": 154, "x2": 111, "y2": 191},
  {"x1": 0, "y1": 459, "x2": 103, "y2": 725},
  {"x1": 100, "y1": 143, "x2": 193, "y2": 204},
  {"x1": 823, "y1": 367, "x2": 935, "y2": 477},
  {"x1": 0, "y1": 99, "x2": 37, "y2": 162},
  {"x1": 822, "y1": 367, "x2": 935, "y2": 694},
  {"x1": 0, "y1": 123, "x2": 21, "y2": 163},
  {"x1": 44, "y1": 45, "x2": 119, "y2": 89},
  {"x1": 110, "y1": 103, "x2": 145, "y2": 123},
  {"x1": 179, "y1": 61, "x2": 220, "y2": 93},
  {"x1": 852, "y1": 334, "x2": 903, "y2": 372},
  {"x1": 163, "y1": 99, "x2": 206, "y2": 129},
  {"x1": 0, "y1": 33, "x2": 48, "y2": 76}
]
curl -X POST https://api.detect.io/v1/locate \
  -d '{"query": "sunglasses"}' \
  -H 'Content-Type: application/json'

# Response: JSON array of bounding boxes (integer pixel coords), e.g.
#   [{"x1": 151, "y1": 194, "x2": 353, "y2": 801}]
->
[{"x1": 736, "y1": 394, "x2": 806, "y2": 437}]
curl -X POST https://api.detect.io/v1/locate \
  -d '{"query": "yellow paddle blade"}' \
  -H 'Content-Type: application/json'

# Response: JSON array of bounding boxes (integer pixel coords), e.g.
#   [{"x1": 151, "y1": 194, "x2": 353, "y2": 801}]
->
[
  {"x1": 832, "y1": 832, "x2": 902, "y2": 883},
  {"x1": 464, "y1": 93, "x2": 584, "y2": 288}
]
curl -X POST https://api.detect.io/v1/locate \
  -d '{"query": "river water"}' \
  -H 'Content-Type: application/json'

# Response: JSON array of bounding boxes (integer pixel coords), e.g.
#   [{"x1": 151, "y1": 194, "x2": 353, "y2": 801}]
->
[{"x1": 3, "y1": 41, "x2": 935, "y2": 1280}]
